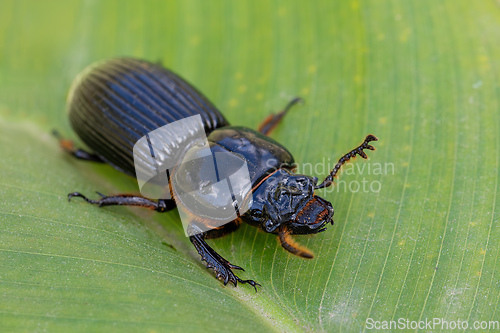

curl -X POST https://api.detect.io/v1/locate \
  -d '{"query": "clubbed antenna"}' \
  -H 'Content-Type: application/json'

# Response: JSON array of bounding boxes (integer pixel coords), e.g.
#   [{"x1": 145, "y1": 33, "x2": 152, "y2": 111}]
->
[{"x1": 315, "y1": 134, "x2": 378, "y2": 189}]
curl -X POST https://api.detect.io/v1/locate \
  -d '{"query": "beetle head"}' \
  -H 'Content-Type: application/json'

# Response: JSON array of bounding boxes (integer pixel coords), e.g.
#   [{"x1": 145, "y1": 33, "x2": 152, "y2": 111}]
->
[{"x1": 246, "y1": 169, "x2": 334, "y2": 235}]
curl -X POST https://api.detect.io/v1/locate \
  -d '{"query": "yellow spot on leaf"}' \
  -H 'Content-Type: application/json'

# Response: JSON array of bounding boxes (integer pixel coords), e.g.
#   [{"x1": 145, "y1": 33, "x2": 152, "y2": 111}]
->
[
  {"x1": 190, "y1": 36, "x2": 200, "y2": 46},
  {"x1": 308, "y1": 65, "x2": 317, "y2": 74},
  {"x1": 379, "y1": 117, "x2": 387, "y2": 125},
  {"x1": 377, "y1": 33, "x2": 385, "y2": 41},
  {"x1": 399, "y1": 28, "x2": 412, "y2": 43},
  {"x1": 470, "y1": 222, "x2": 477, "y2": 227},
  {"x1": 228, "y1": 99, "x2": 238, "y2": 107},
  {"x1": 301, "y1": 87, "x2": 310, "y2": 95},
  {"x1": 255, "y1": 93, "x2": 263, "y2": 100},
  {"x1": 478, "y1": 55, "x2": 490, "y2": 71},
  {"x1": 367, "y1": 212, "x2": 375, "y2": 218},
  {"x1": 235, "y1": 72, "x2": 243, "y2": 80},
  {"x1": 398, "y1": 240, "x2": 406, "y2": 246},
  {"x1": 480, "y1": 249, "x2": 487, "y2": 255},
  {"x1": 238, "y1": 85, "x2": 247, "y2": 93}
]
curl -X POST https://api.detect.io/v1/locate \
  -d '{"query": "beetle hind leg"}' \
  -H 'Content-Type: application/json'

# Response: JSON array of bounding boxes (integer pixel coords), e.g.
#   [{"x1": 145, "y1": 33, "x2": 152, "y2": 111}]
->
[
  {"x1": 189, "y1": 232, "x2": 260, "y2": 291},
  {"x1": 53, "y1": 130, "x2": 105, "y2": 163},
  {"x1": 258, "y1": 97, "x2": 303, "y2": 136}
]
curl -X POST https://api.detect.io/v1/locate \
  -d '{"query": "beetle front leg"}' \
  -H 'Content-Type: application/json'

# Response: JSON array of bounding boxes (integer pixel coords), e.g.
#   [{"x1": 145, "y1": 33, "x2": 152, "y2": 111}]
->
[
  {"x1": 258, "y1": 97, "x2": 303, "y2": 136},
  {"x1": 68, "y1": 192, "x2": 175, "y2": 213},
  {"x1": 189, "y1": 231, "x2": 260, "y2": 290}
]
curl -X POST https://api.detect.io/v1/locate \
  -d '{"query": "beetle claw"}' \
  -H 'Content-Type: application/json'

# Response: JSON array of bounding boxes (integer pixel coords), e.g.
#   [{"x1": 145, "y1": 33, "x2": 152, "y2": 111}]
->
[
  {"x1": 68, "y1": 192, "x2": 91, "y2": 203},
  {"x1": 234, "y1": 276, "x2": 261, "y2": 292}
]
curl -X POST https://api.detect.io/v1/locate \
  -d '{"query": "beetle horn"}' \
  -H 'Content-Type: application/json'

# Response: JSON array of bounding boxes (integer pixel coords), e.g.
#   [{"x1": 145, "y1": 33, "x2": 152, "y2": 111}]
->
[
  {"x1": 316, "y1": 134, "x2": 378, "y2": 189},
  {"x1": 278, "y1": 226, "x2": 313, "y2": 259}
]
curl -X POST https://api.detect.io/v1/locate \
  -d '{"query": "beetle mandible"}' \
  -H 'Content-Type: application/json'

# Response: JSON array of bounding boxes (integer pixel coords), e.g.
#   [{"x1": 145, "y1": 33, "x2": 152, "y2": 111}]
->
[{"x1": 56, "y1": 58, "x2": 378, "y2": 289}]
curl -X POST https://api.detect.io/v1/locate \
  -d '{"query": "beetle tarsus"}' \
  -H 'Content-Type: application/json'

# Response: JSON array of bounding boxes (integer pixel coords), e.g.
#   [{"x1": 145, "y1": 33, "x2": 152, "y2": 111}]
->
[
  {"x1": 68, "y1": 192, "x2": 93, "y2": 203},
  {"x1": 258, "y1": 97, "x2": 303, "y2": 136},
  {"x1": 190, "y1": 233, "x2": 260, "y2": 290},
  {"x1": 233, "y1": 276, "x2": 261, "y2": 292},
  {"x1": 316, "y1": 134, "x2": 378, "y2": 189}
]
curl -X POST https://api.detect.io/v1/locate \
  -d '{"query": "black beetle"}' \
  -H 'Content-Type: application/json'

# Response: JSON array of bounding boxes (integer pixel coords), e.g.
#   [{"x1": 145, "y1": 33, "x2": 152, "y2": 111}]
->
[{"x1": 56, "y1": 58, "x2": 377, "y2": 289}]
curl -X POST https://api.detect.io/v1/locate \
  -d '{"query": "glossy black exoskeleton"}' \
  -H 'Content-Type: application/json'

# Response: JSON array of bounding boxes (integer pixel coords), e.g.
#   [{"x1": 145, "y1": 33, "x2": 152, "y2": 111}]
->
[{"x1": 57, "y1": 58, "x2": 377, "y2": 289}]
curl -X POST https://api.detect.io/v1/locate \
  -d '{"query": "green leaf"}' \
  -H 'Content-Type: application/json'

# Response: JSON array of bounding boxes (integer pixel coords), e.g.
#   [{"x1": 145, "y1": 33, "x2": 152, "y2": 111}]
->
[{"x1": 1, "y1": 1, "x2": 499, "y2": 332}]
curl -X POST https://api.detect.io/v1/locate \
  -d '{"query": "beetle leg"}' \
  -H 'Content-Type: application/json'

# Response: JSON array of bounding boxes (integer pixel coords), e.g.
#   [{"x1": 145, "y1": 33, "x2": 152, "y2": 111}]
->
[
  {"x1": 53, "y1": 130, "x2": 105, "y2": 163},
  {"x1": 204, "y1": 220, "x2": 242, "y2": 240},
  {"x1": 316, "y1": 134, "x2": 378, "y2": 189},
  {"x1": 258, "y1": 97, "x2": 303, "y2": 136},
  {"x1": 68, "y1": 192, "x2": 175, "y2": 212},
  {"x1": 278, "y1": 226, "x2": 314, "y2": 259},
  {"x1": 189, "y1": 232, "x2": 260, "y2": 291}
]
